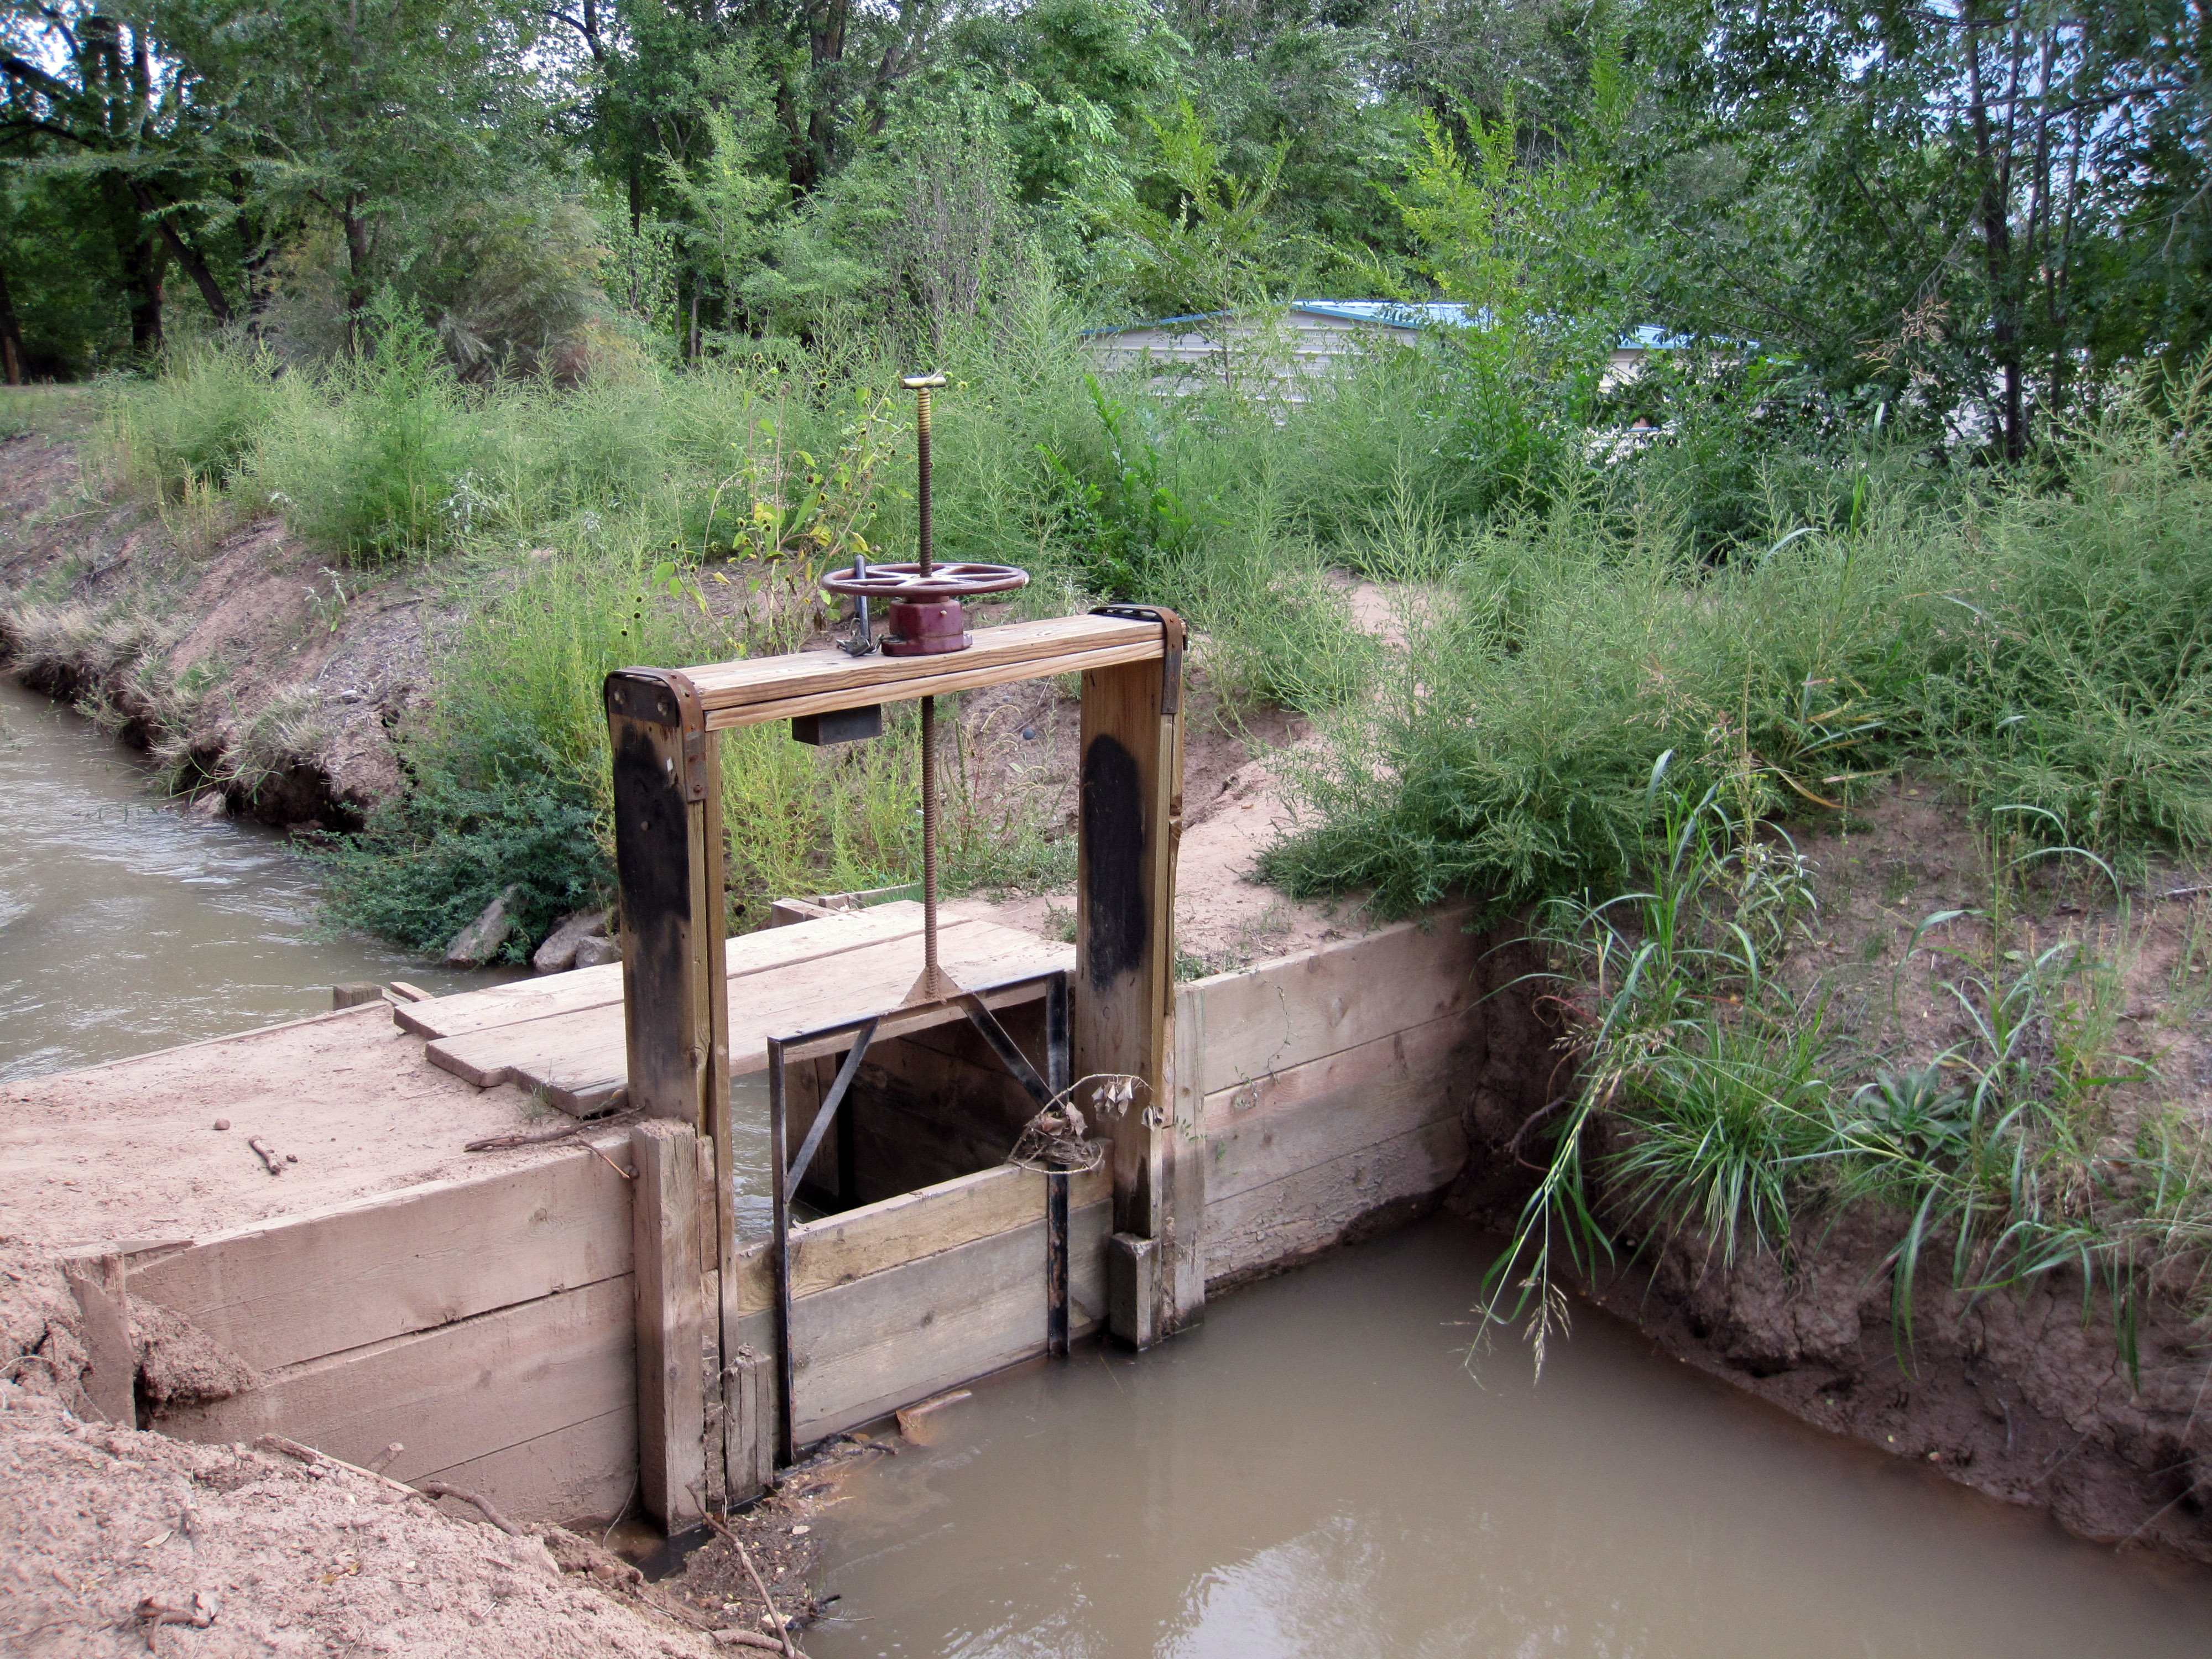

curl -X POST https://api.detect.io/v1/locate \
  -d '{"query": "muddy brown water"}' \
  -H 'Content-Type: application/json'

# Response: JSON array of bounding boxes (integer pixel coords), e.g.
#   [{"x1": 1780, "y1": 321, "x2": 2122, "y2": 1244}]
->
[
  {"x1": 805, "y1": 1214, "x2": 2212, "y2": 1658},
  {"x1": 0, "y1": 680, "x2": 499, "y2": 1082}
]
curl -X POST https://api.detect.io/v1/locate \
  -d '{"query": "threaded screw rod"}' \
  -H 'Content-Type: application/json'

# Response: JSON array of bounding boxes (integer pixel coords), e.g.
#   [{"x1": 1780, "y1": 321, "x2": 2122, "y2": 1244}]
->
[
  {"x1": 920, "y1": 692, "x2": 939, "y2": 987},
  {"x1": 899, "y1": 372, "x2": 950, "y2": 990}
]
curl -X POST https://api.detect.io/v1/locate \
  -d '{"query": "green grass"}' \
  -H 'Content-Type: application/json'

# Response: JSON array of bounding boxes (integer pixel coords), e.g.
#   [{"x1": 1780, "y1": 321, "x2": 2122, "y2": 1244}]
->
[{"x1": 1261, "y1": 362, "x2": 2212, "y2": 919}]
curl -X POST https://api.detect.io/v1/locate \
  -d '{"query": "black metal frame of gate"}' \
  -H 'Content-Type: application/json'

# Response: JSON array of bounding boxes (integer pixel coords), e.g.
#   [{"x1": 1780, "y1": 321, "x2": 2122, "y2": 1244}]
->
[{"x1": 766, "y1": 966, "x2": 1072, "y2": 1463}]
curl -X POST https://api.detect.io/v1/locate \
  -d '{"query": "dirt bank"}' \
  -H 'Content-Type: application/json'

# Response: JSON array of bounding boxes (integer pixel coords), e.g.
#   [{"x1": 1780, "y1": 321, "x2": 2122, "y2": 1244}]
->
[
  {"x1": 0, "y1": 427, "x2": 452, "y2": 828},
  {"x1": 0, "y1": 430, "x2": 1350, "y2": 963},
  {"x1": 1452, "y1": 777, "x2": 2212, "y2": 1565}
]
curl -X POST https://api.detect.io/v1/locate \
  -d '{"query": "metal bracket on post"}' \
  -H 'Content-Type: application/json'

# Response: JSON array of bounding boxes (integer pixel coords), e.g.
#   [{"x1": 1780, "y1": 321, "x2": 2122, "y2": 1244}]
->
[{"x1": 1088, "y1": 605, "x2": 1184, "y2": 715}]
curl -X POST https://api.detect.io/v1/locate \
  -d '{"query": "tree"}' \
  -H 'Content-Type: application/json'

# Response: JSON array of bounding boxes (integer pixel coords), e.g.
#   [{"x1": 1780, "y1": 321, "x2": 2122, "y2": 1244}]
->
[{"x1": 1643, "y1": 0, "x2": 2212, "y2": 459}]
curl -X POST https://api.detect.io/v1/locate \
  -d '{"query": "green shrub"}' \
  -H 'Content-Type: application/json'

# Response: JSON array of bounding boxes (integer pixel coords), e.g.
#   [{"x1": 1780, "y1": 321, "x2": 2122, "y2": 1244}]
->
[
  {"x1": 104, "y1": 341, "x2": 279, "y2": 496},
  {"x1": 316, "y1": 732, "x2": 611, "y2": 961},
  {"x1": 254, "y1": 297, "x2": 484, "y2": 565}
]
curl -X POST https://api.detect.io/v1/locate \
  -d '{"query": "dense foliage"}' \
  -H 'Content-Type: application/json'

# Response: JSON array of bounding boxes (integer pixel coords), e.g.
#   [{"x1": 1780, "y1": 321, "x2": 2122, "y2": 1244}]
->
[{"x1": 2, "y1": 0, "x2": 2207, "y2": 461}]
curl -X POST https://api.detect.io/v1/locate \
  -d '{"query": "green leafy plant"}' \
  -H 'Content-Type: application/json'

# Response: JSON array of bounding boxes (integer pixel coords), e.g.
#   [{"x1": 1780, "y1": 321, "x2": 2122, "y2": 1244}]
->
[{"x1": 1036, "y1": 373, "x2": 1194, "y2": 599}]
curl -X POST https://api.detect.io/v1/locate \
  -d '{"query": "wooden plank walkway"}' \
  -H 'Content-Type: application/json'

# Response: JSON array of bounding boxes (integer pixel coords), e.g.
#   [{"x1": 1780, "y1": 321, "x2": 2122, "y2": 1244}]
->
[{"x1": 406, "y1": 902, "x2": 1074, "y2": 1114}]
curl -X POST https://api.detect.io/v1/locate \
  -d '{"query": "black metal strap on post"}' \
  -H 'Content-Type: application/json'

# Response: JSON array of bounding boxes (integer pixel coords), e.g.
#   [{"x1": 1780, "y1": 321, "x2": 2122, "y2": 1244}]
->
[{"x1": 1088, "y1": 604, "x2": 1183, "y2": 715}]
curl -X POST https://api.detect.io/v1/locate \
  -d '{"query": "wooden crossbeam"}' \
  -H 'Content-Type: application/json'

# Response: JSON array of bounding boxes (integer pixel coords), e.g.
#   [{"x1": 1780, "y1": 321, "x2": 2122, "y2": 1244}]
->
[{"x1": 682, "y1": 614, "x2": 1163, "y2": 730}]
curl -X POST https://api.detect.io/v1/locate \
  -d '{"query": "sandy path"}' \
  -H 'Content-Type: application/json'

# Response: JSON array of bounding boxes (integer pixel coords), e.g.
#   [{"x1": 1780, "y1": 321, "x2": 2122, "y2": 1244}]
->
[{"x1": 1, "y1": 1004, "x2": 547, "y2": 1250}]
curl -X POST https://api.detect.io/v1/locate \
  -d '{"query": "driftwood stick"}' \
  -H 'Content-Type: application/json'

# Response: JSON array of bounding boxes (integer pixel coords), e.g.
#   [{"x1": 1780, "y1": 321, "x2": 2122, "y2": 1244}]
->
[
  {"x1": 256, "y1": 1434, "x2": 417, "y2": 1496},
  {"x1": 702, "y1": 1512, "x2": 800, "y2": 1658},
  {"x1": 246, "y1": 1136, "x2": 284, "y2": 1175},
  {"x1": 415, "y1": 1480, "x2": 524, "y2": 1536},
  {"x1": 710, "y1": 1632, "x2": 790, "y2": 1651},
  {"x1": 465, "y1": 1123, "x2": 586, "y2": 1152}
]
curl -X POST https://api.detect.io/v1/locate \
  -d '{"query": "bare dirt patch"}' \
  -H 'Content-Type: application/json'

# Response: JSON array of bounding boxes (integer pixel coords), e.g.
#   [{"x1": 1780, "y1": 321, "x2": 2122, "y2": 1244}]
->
[{"x1": 0, "y1": 1003, "x2": 557, "y2": 1251}]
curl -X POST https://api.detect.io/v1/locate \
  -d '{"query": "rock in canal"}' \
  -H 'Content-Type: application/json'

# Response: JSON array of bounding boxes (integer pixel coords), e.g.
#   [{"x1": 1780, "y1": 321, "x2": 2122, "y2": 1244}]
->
[
  {"x1": 444, "y1": 884, "x2": 524, "y2": 966},
  {"x1": 572, "y1": 935, "x2": 623, "y2": 969},
  {"x1": 531, "y1": 909, "x2": 609, "y2": 974}
]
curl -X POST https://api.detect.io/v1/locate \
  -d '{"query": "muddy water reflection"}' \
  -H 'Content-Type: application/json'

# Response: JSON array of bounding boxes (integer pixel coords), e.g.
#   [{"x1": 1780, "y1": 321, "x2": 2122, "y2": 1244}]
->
[
  {"x1": 812, "y1": 1214, "x2": 2212, "y2": 1658},
  {"x1": 0, "y1": 680, "x2": 496, "y2": 1081}
]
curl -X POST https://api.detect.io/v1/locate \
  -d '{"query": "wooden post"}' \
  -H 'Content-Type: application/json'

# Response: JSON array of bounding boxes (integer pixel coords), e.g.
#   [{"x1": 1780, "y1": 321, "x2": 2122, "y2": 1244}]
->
[
  {"x1": 1073, "y1": 610, "x2": 1196, "y2": 1344},
  {"x1": 605, "y1": 670, "x2": 728, "y2": 1133},
  {"x1": 608, "y1": 670, "x2": 735, "y2": 1511},
  {"x1": 632, "y1": 1121, "x2": 706, "y2": 1531},
  {"x1": 63, "y1": 1255, "x2": 135, "y2": 1426}
]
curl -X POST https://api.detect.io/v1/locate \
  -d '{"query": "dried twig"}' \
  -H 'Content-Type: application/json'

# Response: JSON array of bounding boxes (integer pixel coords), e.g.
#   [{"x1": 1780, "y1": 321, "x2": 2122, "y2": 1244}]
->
[
  {"x1": 465, "y1": 1123, "x2": 586, "y2": 1153},
  {"x1": 702, "y1": 1512, "x2": 800, "y2": 1658},
  {"x1": 133, "y1": 1592, "x2": 215, "y2": 1651},
  {"x1": 416, "y1": 1480, "x2": 523, "y2": 1536},
  {"x1": 255, "y1": 1434, "x2": 421, "y2": 1501},
  {"x1": 711, "y1": 1632, "x2": 790, "y2": 1651},
  {"x1": 246, "y1": 1136, "x2": 284, "y2": 1176}
]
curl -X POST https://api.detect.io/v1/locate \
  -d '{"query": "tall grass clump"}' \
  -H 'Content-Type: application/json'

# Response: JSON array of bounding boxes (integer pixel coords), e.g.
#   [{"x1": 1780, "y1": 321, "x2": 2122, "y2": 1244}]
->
[
  {"x1": 100, "y1": 340, "x2": 280, "y2": 498},
  {"x1": 1478, "y1": 779, "x2": 1839, "y2": 1370},
  {"x1": 252, "y1": 298, "x2": 487, "y2": 566},
  {"x1": 1930, "y1": 362, "x2": 2212, "y2": 853},
  {"x1": 1262, "y1": 357, "x2": 2212, "y2": 918}
]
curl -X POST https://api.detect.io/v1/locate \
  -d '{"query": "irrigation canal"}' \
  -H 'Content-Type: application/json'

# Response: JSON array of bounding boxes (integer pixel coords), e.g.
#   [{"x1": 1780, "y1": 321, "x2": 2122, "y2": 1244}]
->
[
  {"x1": 0, "y1": 679, "x2": 494, "y2": 1082},
  {"x1": 7, "y1": 677, "x2": 2212, "y2": 1654}
]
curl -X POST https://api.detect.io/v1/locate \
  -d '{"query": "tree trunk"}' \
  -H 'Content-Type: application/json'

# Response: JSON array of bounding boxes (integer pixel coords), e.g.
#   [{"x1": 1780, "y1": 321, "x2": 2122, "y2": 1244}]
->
[
  {"x1": 133, "y1": 184, "x2": 236, "y2": 326},
  {"x1": 804, "y1": 0, "x2": 852, "y2": 183},
  {"x1": 108, "y1": 179, "x2": 165, "y2": 358},
  {"x1": 0, "y1": 251, "x2": 26, "y2": 384},
  {"x1": 343, "y1": 194, "x2": 373, "y2": 353},
  {"x1": 1964, "y1": 1, "x2": 2026, "y2": 462}
]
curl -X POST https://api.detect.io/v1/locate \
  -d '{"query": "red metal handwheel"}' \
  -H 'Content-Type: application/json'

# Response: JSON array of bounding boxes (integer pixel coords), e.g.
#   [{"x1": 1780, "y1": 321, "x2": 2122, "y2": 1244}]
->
[{"x1": 820, "y1": 560, "x2": 1030, "y2": 599}]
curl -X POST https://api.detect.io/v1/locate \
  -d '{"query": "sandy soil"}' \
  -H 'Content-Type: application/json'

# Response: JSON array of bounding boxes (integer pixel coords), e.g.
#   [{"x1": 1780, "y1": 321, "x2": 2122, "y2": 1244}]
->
[
  {"x1": 0, "y1": 1003, "x2": 554, "y2": 1251},
  {"x1": 0, "y1": 1385, "x2": 719, "y2": 1656}
]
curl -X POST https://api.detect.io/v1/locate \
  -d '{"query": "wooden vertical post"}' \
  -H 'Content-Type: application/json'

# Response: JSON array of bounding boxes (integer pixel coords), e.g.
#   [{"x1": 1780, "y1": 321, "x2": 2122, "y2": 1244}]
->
[
  {"x1": 606, "y1": 670, "x2": 728, "y2": 1133},
  {"x1": 63, "y1": 1255, "x2": 135, "y2": 1426},
  {"x1": 608, "y1": 670, "x2": 731, "y2": 1518},
  {"x1": 1073, "y1": 610, "x2": 1196, "y2": 1345},
  {"x1": 633, "y1": 1121, "x2": 706, "y2": 1531}
]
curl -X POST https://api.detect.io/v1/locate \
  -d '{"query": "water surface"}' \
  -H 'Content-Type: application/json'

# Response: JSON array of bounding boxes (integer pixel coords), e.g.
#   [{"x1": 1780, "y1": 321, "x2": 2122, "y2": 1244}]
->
[
  {"x1": 0, "y1": 679, "x2": 495, "y2": 1082},
  {"x1": 810, "y1": 1213, "x2": 2212, "y2": 1659}
]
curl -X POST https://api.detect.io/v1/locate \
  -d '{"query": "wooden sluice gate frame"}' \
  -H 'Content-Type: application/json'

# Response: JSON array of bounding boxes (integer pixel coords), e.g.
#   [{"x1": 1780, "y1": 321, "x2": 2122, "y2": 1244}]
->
[
  {"x1": 603, "y1": 604, "x2": 1198, "y2": 1515},
  {"x1": 39, "y1": 573, "x2": 1477, "y2": 1540}
]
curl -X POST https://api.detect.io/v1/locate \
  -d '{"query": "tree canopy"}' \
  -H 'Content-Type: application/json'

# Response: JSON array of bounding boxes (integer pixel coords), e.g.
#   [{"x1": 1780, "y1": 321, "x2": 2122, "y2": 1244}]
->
[{"x1": 2, "y1": 0, "x2": 2206, "y2": 457}]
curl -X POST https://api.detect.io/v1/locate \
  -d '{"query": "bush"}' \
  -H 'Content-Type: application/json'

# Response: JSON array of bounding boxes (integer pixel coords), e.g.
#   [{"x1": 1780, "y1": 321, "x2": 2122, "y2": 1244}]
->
[
  {"x1": 253, "y1": 297, "x2": 483, "y2": 565},
  {"x1": 316, "y1": 733, "x2": 611, "y2": 961},
  {"x1": 104, "y1": 341, "x2": 279, "y2": 497},
  {"x1": 1261, "y1": 363, "x2": 2212, "y2": 917}
]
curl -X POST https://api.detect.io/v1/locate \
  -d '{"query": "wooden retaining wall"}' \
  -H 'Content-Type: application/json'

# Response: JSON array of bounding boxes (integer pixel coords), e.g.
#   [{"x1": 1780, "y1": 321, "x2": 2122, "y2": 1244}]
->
[
  {"x1": 1176, "y1": 909, "x2": 1481, "y2": 1291},
  {"x1": 139, "y1": 1141, "x2": 641, "y2": 1522},
  {"x1": 122, "y1": 911, "x2": 1481, "y2": 1525}
]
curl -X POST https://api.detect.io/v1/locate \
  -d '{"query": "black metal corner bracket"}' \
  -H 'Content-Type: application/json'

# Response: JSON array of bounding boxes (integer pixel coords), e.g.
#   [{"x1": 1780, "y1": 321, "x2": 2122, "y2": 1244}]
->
[
  {"x1": 1086, "y1": 605, "x2": 1185, "y2": 716},
  {"x1": 604, "y1": 667, "x2": 711, "y2": 801}
]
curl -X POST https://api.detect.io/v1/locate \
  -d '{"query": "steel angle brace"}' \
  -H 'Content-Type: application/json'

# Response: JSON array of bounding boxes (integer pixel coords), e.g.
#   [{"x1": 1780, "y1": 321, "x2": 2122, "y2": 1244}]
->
[{"x1": 766, "y1": 969, "x2": 1072, "y2": 1463}]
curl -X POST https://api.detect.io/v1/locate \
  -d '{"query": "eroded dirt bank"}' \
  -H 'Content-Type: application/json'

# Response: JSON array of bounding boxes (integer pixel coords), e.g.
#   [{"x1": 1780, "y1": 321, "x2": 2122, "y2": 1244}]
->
[
  {"x1": 0, "y1": 429, "x2": 442, "y2": 828},
  {"x1": 1453, "y1": 780, "x2": 2212, "y2": 1565}
]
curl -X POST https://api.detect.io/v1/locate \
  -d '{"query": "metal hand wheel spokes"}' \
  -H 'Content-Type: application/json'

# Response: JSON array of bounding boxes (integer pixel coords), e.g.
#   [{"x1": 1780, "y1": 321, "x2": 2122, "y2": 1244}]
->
[{"x1": 820, "y1": 560, "x2": 1030, "y2": 599}]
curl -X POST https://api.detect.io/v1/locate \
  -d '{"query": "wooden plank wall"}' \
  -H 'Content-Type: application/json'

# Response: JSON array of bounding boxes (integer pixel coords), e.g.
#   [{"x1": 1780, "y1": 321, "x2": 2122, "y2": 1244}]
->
[
  {"x1": 139, "y1": 1138, "x2": 639, "y2": 1525},
  {"x1": 724, "y1": 1163, "x2": 1111, "y2": 1451},
  {"x1": 1176, "y1": 912, "x2": 1481, "y2": 1288}
]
